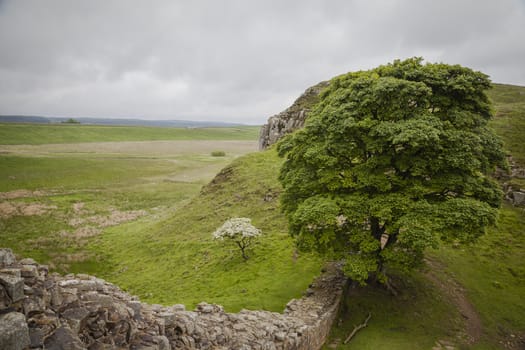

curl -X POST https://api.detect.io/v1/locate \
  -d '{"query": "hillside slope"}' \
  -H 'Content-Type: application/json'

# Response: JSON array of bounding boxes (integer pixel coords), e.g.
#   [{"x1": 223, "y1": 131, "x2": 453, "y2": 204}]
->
[{"x1": 88, "y1": 150, "x2": 323, "y2": 312}]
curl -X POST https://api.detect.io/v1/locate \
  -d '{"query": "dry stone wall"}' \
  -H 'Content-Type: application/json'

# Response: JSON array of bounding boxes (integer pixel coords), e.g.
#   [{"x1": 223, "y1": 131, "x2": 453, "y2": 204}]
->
[{"x1": 0, "y1": 248, "x2": 346, "y2": 350}]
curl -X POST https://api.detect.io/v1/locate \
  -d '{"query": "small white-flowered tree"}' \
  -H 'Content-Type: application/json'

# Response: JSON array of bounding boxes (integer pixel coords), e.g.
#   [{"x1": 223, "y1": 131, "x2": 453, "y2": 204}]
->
[{"x1": 212, "y1": 218, "x2": 261, "y2": 261}]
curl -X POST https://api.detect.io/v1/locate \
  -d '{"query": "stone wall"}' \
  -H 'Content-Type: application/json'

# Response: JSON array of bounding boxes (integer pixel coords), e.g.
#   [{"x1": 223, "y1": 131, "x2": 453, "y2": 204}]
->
[
  {"x1": 0, "y1": 248, "x2": 346, "y2": 350},
  {"x1": 258, "y1": 81, "x2": 329, "y2": 150}
]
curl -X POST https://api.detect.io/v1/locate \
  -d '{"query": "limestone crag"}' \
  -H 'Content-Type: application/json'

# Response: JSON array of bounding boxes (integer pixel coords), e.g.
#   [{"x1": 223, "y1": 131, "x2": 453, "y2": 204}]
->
[
  {"x1": 258, "y1": 81, "x2": 329, "y2": 150},
  {"x1": 495, "y1": 156, "x2": 525, "y2": 207},
  {"x1": 0, "y1": 248, "x2": 346, "y2": 350}
]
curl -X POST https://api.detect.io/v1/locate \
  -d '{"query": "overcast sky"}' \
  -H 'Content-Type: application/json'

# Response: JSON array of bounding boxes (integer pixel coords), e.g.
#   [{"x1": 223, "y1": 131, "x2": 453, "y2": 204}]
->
[{"x1": 1, "y1": 0, "x2": 524, "y2": 124}]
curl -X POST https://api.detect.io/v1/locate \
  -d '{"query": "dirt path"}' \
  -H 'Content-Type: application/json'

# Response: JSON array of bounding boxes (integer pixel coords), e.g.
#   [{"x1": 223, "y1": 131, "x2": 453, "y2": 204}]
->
[{"x1": 424, "y1": 257, "x2": 483, "y2": 347}]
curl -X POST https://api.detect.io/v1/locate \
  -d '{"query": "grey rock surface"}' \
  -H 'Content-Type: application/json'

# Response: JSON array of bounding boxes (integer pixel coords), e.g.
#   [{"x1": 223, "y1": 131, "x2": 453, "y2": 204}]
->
[
  {"x1": 0, "y1": 311, "x2": 30, "y2": 350},
  {"x1": 259, "y1": 81, "x2": 329, "y2": 150}
]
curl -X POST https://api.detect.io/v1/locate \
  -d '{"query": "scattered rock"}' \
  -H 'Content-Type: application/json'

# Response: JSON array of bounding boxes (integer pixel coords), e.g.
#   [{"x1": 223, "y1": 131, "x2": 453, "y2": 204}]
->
[
  {"x1": 0, "y1": 248, "x2": 16, "y2": 267},
  {"x1": 510, "y1": 191, "x2": 525, "y2": 206}
]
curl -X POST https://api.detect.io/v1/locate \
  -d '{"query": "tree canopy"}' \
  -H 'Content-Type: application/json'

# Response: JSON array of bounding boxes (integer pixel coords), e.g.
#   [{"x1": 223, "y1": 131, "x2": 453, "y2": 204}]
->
[{"x1": 277, "y1": 58, "x2": 505, "y2": 284}]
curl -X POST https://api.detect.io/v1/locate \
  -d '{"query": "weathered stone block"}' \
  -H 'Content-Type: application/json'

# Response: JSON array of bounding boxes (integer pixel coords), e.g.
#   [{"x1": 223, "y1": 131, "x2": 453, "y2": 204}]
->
[
  {"x1": 43, "y1": 326, "x2": 86, "y2": 350},
  {"x1": 0, "y1": 248, "x2": 15, "y2": 267},
  {"x1": 0, "y1": 268, "x2": 21, "y2": 278},
  {"x1": 19, "y1": 258, "x2": 37, "y2": 265},
  {"x1": 21, "y1": 264, "x2": 38, "y2": 278},
  {"x1": 62, "y1": 307, "x2": 90, "y2": 333},
  {"x1": 0, "y1": 312, "x2": 30, "y2": 350},
  {"x1": 23, "y1": 296, "x2": 44, "y2": 316},
  {"x1": 0, "y1": 272, "x2": 25, "y2": 302},
  {"x1": 512, "y1": 191, "x2": 525, "y2": 206},
  {"x1": 29, "y1": 326, "x2": 45, "y2": 348},
  {"x1": 61, "y1": 287, "x2": 79, "y2": 304}
]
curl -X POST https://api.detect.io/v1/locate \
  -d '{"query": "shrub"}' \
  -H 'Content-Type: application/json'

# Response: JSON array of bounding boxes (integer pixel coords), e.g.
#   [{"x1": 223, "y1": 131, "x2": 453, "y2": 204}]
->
[{"x1": 211, "y1": 151, "x2": 226, "y2": 157}]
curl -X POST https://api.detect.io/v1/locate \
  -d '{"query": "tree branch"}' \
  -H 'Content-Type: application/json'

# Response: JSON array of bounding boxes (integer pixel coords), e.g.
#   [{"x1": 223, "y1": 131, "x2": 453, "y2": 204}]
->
[{"x1": 343, "y1": 312, "x2": 372, "y2": 344}]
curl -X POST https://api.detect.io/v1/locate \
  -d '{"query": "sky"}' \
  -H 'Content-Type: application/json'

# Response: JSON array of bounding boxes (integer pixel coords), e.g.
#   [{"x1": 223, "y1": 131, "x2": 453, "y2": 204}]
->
[{"x1": 1, "y1": 0, "x2": 524, "y2": 124}]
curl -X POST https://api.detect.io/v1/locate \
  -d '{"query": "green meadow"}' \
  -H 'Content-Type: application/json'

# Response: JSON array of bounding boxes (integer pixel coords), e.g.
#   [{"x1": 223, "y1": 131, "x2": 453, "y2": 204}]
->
[
  {"x1": 0, "y1": 123, "x2": 260, "y2": 144},
  {"x1": 0, "y1": 126, "x2": 258, "y2": 275}
]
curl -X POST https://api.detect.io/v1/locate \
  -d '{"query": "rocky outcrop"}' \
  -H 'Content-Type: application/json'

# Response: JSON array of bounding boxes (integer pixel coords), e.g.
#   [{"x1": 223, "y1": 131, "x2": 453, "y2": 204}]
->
[
  {"x1": 0, "y1": 248, "x2": 346, "y2": 349},
  {"x1": 258, "y1": 81, "x2": 329, "y2": 150},
  {"x1": 495, "y1": 156, "x2": 525, "y2": 207}
]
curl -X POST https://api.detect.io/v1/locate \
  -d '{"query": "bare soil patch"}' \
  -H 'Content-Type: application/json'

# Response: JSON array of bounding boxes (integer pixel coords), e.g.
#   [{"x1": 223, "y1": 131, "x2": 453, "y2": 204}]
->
[
  {"x1": 68, "y1": 209, "x2": 147, "y2": 228},
  {"x1": 0, "y1": 189, "x2": 54, "y2": 200},
  {"x1": 0, "y1": 201, "x2": 57, "y2": 218},
  {"x1": 60, "y1": 227, "x2": 102, "y2": 239},
  {"x1": 72, "y1": 202, "x2": 86, "y2": 214}
]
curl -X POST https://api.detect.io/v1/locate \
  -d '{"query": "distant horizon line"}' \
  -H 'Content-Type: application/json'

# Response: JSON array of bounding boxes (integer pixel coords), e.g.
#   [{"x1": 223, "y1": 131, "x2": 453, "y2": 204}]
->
[{"x1": 0, "y1": 114, "x2": 262, "y2": 127}]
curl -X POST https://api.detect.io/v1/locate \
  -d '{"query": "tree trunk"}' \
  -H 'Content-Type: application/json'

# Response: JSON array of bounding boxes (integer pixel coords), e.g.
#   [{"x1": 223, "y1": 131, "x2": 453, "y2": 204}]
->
[
  {"x1": 236, "y1": 240, "x2": 249, "y2": 261},
  {"x1": 371, "y1": 217, "x2": 381, "y2": 240}
]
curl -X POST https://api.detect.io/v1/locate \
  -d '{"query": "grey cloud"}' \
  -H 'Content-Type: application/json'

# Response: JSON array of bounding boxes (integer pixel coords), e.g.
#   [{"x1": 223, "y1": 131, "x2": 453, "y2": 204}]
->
[{"x1": 0, "y1": 0, "x2": 524, "y2": 123}]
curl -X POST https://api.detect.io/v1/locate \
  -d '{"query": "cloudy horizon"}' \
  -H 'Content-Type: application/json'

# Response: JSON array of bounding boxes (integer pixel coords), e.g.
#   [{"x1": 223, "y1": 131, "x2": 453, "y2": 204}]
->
[{"x1": 1, "y1": 0, "x2": 524, "y2": 125}]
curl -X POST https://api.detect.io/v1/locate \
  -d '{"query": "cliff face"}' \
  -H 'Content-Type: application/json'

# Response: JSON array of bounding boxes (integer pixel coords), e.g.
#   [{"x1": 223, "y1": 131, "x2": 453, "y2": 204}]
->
[
  {"x1": 0, "y1": 248, "x2": 345, "y2": 350},
  {"x1": 258, "y1": 81, "x2": 329, "y2": 150}
]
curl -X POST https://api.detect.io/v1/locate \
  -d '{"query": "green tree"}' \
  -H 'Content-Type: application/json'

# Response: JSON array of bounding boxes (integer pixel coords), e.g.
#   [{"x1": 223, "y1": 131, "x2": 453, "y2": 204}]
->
[{"x1": 277, "y1": 58, "x2": 505, "y2": 285}]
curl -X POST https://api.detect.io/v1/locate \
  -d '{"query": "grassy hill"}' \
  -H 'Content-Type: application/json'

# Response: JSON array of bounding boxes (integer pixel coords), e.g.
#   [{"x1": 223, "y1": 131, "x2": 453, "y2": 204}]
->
[{"x1": 488, "y1": 84, "x2": 525, "y2": 166}]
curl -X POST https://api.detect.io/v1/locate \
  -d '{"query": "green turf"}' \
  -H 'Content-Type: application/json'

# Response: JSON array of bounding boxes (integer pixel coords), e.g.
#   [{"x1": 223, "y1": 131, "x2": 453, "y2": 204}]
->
[
  {"x1": 0, "y1": 156, "x2": 178, "y2": 192},
  {"x1": 0, "y1": 123, "x2": 260, "y2": 145}
]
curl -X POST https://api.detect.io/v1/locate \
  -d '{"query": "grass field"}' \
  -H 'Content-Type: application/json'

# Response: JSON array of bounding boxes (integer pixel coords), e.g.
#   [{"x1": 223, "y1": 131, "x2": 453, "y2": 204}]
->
[
  {"x1": 0, "y1": 134, "x2": 257, "y2": 272},
  {"x1": 0, "y1": 123, "x2": 260, "y2": 144}
]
